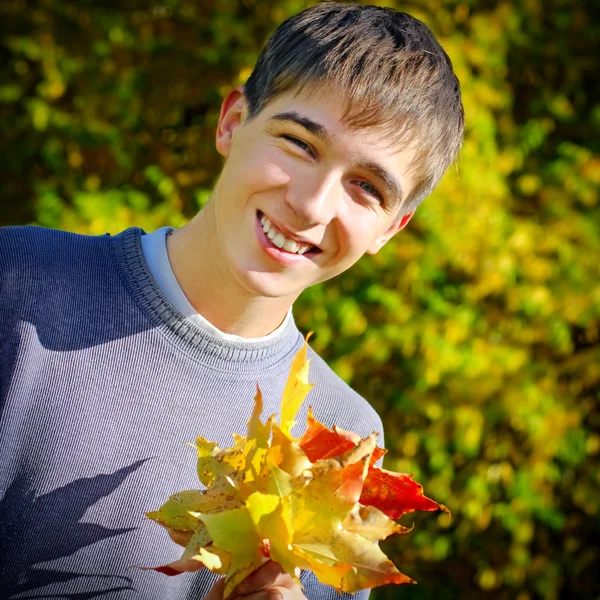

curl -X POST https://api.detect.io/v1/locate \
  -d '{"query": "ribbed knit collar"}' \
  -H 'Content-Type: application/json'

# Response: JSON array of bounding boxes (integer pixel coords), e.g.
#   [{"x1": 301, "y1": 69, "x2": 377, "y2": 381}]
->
[{"x1": 110, "y1": 227, "x2": 303, "y2": 374}]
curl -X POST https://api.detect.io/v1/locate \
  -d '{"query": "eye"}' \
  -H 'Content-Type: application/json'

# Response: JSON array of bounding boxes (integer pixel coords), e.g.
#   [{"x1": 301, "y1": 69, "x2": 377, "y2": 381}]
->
[
  {"x1": 281, "y1": 135, "x2": 315, "y2": 157},
  {"x1": 357, "y1": 180, "x2": 383, "y2": 203}
]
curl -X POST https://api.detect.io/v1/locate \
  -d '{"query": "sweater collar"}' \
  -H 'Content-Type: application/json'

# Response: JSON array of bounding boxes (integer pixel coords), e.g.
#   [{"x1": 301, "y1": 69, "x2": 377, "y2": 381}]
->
[
  {"x1": 140, "y1": 226, "x2": 293, "y2": 344},
  {"x1": 110, "y1": 227, "x2": 303, "y2": 374}
]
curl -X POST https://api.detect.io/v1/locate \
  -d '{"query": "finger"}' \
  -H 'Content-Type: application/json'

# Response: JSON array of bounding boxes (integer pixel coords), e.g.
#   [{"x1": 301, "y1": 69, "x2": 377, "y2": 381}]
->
[
  {"x1": 202, "y1": 577, "x2": 225, "y2": 600},
  {"x1": 237, "y1": 587, "x2": 300, "y2": 600},
  {"x1": 232, "y1": 561, "x2": 294, "y2": 596}
]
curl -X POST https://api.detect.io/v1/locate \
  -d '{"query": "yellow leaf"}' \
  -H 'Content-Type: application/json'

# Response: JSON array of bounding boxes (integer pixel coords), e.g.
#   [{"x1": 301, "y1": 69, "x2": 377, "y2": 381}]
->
[
  {"x1": 293, "y1": 544, "x2": 353, "y2": 591},
  {"x1": 247, "y1": 384, "x2": 271, "y2": 444},
  {"x1": 266, "y1": 461, "x2": 293, "y2": 499},
  {"x1": 268, "y1": 421, "x2": 311, "y2": 477},
  {"x1": 197, "y1": 441, "x2": 246, "y2": 487},
  {"x1": 201, "y1": 505, "x2": 265, "y2": 598},
  {"x1": 246, "y1": 492, "x2": 304, "y2": 586},
  {"x1": 196, "y1": 436, "x2": 219, "y2": 457},
  {"x1": 145, "y1": 526, "x2": 214, "y2": 575},
  {"x1": 291, "y1": 456, "x2": 370, "y2": 534},
  {"x1": 146, "y1": 489, "x2": 206, "y2": 532},
  {"x1": 187, "y1": 477, "x2": 243, "y2": 516},
  {"x1": 243, "y1": 386, "x2": 275, "y2": 487},
  {"x1": 295, "y1": 529, "x2": 413, "y2": 593},
  {"x1": 280, "y1": 338, "x2": 314, "y2": 438},
  {"x1": 342, "y1": 505, "x2": 412, "y2": 542},
  {"x1": 194, "y1": 545, "x2": 231, "y2": 574}
]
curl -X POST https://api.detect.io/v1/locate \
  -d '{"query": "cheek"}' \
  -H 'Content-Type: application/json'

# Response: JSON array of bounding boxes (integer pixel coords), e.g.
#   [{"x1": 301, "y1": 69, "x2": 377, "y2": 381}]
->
[
  {"x1": 337, "y1": 205, "x2": 381, "y2": 246},
  {"x1": 228, "y1": 145, "x2": 292, "y2": 192},
  {"x1": 255, "y1": 160, "x2": 291, "y2": 190}
]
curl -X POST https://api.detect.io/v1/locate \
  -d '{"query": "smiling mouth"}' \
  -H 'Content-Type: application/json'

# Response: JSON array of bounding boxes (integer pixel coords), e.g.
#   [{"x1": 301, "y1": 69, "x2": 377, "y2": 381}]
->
[{"x1": 257, "y1": 211, "x2": 322, "y2": 258}]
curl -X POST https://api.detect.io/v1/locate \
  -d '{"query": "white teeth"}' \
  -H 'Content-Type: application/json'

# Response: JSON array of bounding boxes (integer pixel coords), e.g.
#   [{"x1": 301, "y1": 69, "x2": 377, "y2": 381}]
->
[
  {"x1": 260, "y1": 214, "x2": 312, "y2": 255},
  {"x1": 273, "y1": 233, "x2": 286, "y2": 248},
  {"x1": 283, "y1": 239, "x2": 298, "y2": 253}
]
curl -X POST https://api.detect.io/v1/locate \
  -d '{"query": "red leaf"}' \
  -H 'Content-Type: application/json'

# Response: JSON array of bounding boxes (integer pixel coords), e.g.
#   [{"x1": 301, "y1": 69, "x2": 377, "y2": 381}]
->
[
  {"x1": 360, "y1": 468, "x2": 448, "y2": 519},
  {"x1": 152, "y1": 565, "x2": 181, "y2": 576},
  {"x1": 370, "y1": 447, "x2": 387, "y2": 466},
  {"x1": 299, "y1": 408, "x2": 359, "y2": 462}
]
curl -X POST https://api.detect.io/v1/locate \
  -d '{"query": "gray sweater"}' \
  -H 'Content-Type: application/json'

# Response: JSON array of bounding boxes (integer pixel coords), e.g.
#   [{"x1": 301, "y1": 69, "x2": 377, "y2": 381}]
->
[{"x1": 0, "y1": 225, "x2": 383, "y2": 600}]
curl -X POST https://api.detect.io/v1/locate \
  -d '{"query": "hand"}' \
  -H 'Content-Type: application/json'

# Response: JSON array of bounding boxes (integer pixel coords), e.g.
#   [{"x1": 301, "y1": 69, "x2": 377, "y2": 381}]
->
[{"x1": 203, "y1": 561, "x2": 306, "y2": 600}]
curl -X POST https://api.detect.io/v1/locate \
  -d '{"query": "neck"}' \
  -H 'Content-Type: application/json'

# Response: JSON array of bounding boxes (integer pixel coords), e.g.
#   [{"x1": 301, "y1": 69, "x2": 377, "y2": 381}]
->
[{"x1": 166, "y1": 203, "x2": 296, "y2": 339}]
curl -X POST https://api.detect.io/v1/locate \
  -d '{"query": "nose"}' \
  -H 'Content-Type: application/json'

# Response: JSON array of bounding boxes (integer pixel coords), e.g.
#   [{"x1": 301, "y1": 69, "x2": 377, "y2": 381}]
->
[{"x1": 285, "y1": 170, "x2": 341, "y2": 227}]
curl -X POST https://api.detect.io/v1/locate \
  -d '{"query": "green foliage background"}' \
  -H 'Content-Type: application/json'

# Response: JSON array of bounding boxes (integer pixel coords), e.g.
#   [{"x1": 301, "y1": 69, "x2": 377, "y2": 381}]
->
[{"x1": 1, "y1": 0, "x2": 598, "y2": 598}]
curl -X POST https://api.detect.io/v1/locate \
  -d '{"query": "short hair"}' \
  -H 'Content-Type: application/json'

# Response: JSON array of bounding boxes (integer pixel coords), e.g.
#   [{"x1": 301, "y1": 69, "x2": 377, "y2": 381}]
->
[{"x1": 244, "y1": 2, "x2": 464, "y2": 214}]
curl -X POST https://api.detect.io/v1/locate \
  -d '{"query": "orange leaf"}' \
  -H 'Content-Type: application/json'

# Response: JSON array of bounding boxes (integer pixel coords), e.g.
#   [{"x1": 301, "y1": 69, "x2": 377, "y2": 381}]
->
[
  {"x1": 299, "y1": 407, "x2": 357, "y2": 461},
  {"x1": 360, "y1": 468, "x2": 449, "y2": 519},
  {"x1": 299, "y1": 408, "x2": 387, "y2": 468}
]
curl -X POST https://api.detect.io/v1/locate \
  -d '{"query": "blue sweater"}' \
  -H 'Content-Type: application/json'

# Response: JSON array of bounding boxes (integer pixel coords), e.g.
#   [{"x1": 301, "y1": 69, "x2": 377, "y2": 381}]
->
[{"x1": 0, "y1": 226, "x2": 383, "y2": 600}]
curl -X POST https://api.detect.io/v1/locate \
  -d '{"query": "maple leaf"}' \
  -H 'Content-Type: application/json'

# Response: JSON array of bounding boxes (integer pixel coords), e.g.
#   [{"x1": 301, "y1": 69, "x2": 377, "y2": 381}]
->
[
  {"x1": 342, "y1": 504, "x2": 412, "y2": 542},
  {"x1": 145, "y1": 336, "x2": 448, "y2": 597},
  {"x1": 279, "y1": 334, "x2": 314, "y2": 438},
  {"x1": 361, "y1": 468, "x2": 449, "y2": 519},
  {"x1": 298, "y1": 406, "x2": 447, "y2": 518}
]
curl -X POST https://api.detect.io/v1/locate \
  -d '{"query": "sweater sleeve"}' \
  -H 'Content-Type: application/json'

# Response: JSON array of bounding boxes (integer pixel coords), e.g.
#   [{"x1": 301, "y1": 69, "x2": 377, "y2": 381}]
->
[{"x1": 301, "y1": 570, "x2": 370, "y2": 599}]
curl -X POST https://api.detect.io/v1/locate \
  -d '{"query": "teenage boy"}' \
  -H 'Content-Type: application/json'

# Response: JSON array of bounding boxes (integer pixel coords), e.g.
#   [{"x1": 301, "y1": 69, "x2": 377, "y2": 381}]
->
[{"x1": 0, "y1": 3, "x2": 463, "y2": 599}]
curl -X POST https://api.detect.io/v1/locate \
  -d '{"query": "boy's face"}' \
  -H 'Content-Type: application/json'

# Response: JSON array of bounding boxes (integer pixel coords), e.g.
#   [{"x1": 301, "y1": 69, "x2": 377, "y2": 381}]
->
[{"x1": 210, "y1": 86, "x2": 416, "y2": 302}]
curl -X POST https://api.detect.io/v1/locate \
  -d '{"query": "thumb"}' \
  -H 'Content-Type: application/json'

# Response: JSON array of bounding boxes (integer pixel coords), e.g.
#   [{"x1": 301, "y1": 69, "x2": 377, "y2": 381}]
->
[{"x1": 203, "y1": 577, "x2": 226, "y2": 600}]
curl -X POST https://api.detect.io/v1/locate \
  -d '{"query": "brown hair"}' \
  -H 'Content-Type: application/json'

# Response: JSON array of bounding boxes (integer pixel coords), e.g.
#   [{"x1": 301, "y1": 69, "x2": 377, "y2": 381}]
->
[{"x1": 244, "y1": 2, "x2": 464, "y2": 214}]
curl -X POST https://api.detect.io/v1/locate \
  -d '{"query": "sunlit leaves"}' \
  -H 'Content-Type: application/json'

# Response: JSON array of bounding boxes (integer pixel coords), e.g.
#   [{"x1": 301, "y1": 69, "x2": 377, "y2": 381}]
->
[
  {"x1": 280, "y1": 336, "x2": 313, "y2": 438},
  {"x1": 146, "y1": 340, "x2": 445, "y2": 596}
]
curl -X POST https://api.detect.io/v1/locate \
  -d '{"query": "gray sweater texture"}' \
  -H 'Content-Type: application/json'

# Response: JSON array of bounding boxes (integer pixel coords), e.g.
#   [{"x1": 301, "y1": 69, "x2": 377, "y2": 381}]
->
[{"x1": 0, "y1": 225, "x2": 383, "y2": 600}]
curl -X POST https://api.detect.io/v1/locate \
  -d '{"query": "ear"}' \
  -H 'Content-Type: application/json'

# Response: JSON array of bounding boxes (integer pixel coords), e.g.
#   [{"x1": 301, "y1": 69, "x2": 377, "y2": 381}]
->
[
  {"x1": 366, "y1": 212, "x2": 413, "y2": 255},
  {"x1": 215, "y1": 86, "x2": 248, "y2": 158}
]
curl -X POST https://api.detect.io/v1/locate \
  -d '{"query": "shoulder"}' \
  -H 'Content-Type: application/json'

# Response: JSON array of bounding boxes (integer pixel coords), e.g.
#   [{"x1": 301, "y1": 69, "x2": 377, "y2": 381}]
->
[
  {"x1": 0, "y1": 225, "x2": 109, "y2": 267},
  {"x1": 0, "y1": 225, "x2": 115, "y2": 283},
  {"x1": 302, "y1": 346, "x2": 385, "y2": 446},
  {"x1": 0, "y1": 225, "x2": 114, "y2": 309}
]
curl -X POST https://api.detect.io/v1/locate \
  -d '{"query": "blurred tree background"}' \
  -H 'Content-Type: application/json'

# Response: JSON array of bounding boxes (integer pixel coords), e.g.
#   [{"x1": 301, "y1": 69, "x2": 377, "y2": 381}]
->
[{"x1": 1, "y1": 0, "x2": 598, "y2": 598}]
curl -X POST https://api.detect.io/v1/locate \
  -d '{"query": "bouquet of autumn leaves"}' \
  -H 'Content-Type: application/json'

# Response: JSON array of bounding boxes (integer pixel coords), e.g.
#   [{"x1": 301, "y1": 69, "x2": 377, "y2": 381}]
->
[{"x1": 145, "y1": 339, "x2": 448, "y2": 597}]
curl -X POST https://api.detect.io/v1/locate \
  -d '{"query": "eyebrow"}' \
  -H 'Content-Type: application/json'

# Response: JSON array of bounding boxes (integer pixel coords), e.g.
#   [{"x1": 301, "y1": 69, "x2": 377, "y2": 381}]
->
[
  {"x1": 268, "y1": 111, "x2": 333, "y2": 146},
  {"x1": 267, "y1": 111, "x2": 404, "y2": 206}
]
